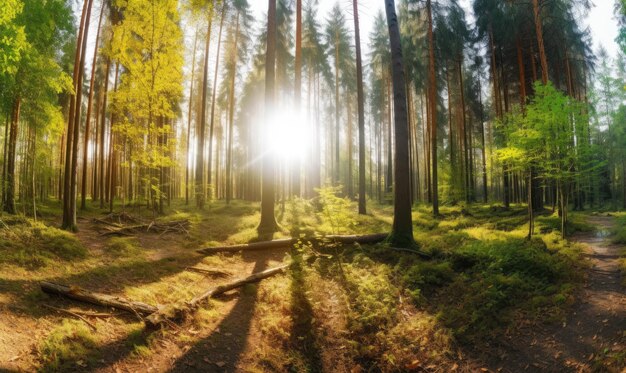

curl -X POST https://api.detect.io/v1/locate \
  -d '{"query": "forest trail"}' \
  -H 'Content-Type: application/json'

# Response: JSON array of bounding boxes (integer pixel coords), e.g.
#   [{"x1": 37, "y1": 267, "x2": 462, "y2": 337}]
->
[{"x1": 489, "y1": 215, "x2": 625, "y2": 372}]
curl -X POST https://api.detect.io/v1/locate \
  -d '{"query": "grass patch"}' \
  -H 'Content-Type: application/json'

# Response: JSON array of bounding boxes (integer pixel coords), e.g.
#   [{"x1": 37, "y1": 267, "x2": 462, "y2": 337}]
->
[
  {"x1": 105, "y1": 237, "x2": 142, "y2": 258},
  {"x1": 0, "y1": 220, "x2": 86, "y2": 268},
  {"x1": 39, "y1": 319, "x2": 99, "y2": 372}
]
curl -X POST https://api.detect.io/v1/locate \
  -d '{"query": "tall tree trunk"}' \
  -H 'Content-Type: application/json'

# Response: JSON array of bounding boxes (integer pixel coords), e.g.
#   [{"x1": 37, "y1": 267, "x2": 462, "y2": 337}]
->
[
  {"x1": 1, "y1": 112, "x2": 9, "y2": 210},
  {"x1": 353, "y1": 0, "x2": 366, "y2": 214},
  {"x1": 62, "y1": 0, "x2": 93, "y2": 230},
  {"x1": 293, "y1": 0, "x2": 302, "y2": 197},
  {"x1": 516, "y1": 37, "x2": 527, "y2": 108},
  {"x1": 533, "y1": 0, "x2": 549, "y2": 84},
  {"x1": 196, "y1": 10, "x2": 213, "y2": 209},
  {"x1": 258, "y1": 0, "x2": 279, "y2": 236},
  {"x1": 208, "y1": 2, "x2": 226, "y2": 196},
  {"x1": 81, "y1": 2, "x2": 105, "y2": 210},
  {"x1": 107, "y1": 62, "x2": 120, "y2": 212},
  {"x1": 334, "y1": 30, "x2": 341, "y2": 186},
  {"x1": 226, "y1": 12, "x2": 240, "y2": 204},
  {"x1": 427, "y1": 0, "x2": 438, "y2": 216},
  {"x1": 92, "y1": 87, "x2": 102, "y2": 201},
  {"x1": 385, "y1": 73, "x2": 392, "y2": 194},
  {"x1": 457, "y1": 57, "x2": 469, "y2": 202},
  {"x1": 4, "y1": 97, "x2": 20, "y2": 214},
  {"x1": 385, "y1": 0, "x2": 415, "y2": 247},
  {"x1": 99, "y1": 59, "x2": 112, "y2": 209},
  {"x1": 186, "y1": 29, "x2": 199, "y2": 205}
]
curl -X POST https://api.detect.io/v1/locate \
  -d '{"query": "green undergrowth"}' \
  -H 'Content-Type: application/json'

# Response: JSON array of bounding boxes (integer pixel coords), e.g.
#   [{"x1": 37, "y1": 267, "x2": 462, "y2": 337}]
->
[
  {"x1": 39, "y1": 319, "x2": 147, "y2": 372},
  {"x1": 611, "y1": 213, "x2": 626, "y2": 286},
  {"x1": 0, "y1": 218, "x2": 86, "y2": 268},
  {"x1": 105, "y1": 237, "x2": 143, "y2": 258},
  {"x1": 39, "y1": 319, "x2": 99, "y2": 372}
]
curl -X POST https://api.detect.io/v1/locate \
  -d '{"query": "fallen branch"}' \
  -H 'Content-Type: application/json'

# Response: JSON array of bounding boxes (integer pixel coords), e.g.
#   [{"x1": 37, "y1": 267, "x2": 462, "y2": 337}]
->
[
  {"x1": 40, "y1": 282, "x2": 158, "y2": 316},
  {"x1": 42, "y1": 304, "x2": 98, "y2": 331},
  {"x1": 145, "y1": 263, "x2": 289, "y2": 327},
  {"x1": 197, "y1": 233, "x2": 389, "y2": 255},
  {"x1": 99, "y1": 220, "x2": 190, "y2": 236},
  {"x1": 185, "y1": 267, "x2": 232, "y2": 277}
]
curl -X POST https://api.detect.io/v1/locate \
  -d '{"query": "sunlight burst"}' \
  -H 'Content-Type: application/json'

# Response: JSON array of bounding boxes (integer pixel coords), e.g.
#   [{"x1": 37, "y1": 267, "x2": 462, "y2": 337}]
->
[{"x1": 268, "y1": 109, "x2": 309, "y2": 162}]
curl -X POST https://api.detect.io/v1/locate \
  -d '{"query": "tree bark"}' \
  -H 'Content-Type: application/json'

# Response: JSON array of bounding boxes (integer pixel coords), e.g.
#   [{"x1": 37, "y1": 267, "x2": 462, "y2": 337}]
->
[
  {"x1": 258, "y1": 0, "x2": 279, "y2": 235},
  {"x1": 99, "y1": 59, "x2": 112, "y2": 209},
  {"x1": 196, "y1": 10, "x2": 214, "y2": 209},
  {"x1": 385, "y1": 0, "x2": 415, "y2": 247},
  {"x1": 533, "y1": 0, "x2": 549, "y2": 84},
  {"x1": 226, "y1": 12, "x2": 240, "y2": 204},
  {"x1": 81, "y1": 2, "x2": 105, "y2": 210},
  {"x1": 186, "y1": 29, "x2": 199, "y2": 205},
  {"x1": 427, "y1": 0, "x2": 438, "y2": 216},
  {"x1": 293, "y1": 0, "x2": 302, "y2": 197},
  {"x1": 4, "y1": 97, "x2": 20, "y2": 214},
  {"x1": 208, "y1": 2, "x2": 226, "y2": 195},
  {"x1": 353, "y1": 0, "x2": 367, "y2": 214},
  {"x1": 62, "y1": 0, "x2": 93, "y2": 230}
]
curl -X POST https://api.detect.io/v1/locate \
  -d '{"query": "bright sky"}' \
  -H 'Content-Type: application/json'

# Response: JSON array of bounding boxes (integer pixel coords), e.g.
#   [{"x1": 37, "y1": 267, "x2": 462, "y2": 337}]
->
[{"x1": 250, "y1": 0, "x2": 620, "y2": 59}]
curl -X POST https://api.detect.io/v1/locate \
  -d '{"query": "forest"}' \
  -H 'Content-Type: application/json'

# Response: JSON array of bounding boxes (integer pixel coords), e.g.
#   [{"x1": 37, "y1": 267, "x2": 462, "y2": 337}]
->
[{"x1": 0, "y1": 0, "x2": 625, "y2": 371}]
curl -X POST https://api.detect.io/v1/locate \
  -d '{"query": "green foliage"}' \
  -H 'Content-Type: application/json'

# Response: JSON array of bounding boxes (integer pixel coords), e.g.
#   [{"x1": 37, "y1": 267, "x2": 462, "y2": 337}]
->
[
  {"x1": 0, "y1": 220, "x2": 86, "y2": 268},
  {"x1": 39, "y1": 319, "x2": 99, "y2": 372},
  {"x1": 0, "y1": 0, "x2": 26, "y2": 76},
  {"x1": 111, "y1": 0, "x2": 184, "y2": 203},
  {"x1": 342, "y1": 255, "x2": 398, "y2": 334},
  {"x1": 316, "y1": 185, "x2": 355, "y2": 234}
]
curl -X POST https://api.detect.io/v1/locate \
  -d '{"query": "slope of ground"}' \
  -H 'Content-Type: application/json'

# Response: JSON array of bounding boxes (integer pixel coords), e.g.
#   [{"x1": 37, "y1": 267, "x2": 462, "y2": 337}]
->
[{"x1": 0, "y1": 198, "x2": 623, "y2": 372}]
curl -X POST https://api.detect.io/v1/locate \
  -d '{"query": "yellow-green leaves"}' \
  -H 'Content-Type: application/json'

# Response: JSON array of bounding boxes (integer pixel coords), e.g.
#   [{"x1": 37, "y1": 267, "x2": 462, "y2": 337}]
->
[{"x1": 111, "y1": 0, "x2": 183, "y2": 172}]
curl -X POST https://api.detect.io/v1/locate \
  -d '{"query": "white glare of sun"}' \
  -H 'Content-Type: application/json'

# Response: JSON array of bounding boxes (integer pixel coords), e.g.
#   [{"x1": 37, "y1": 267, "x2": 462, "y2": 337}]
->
[{"x1": 268, "y1": 109, "x2": 309, "y2": 161}]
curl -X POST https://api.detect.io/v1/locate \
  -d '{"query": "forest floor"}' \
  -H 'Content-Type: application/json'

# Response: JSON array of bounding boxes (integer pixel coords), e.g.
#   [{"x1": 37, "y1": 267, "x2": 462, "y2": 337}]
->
[
  {"x1": 0, "y1": 198, "x2": 624, "y2": 372},
  {"x1": 481, "y1": 215, "x2": 626, "y2": 372}
]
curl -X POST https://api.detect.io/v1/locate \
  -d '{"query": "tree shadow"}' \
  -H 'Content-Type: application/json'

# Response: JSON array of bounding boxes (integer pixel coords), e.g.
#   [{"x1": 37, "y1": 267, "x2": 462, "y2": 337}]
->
[
  {"x1": 288, "y1": 252, "x2": 323, "y2": 371},
  {"x1": 168, "y1": 245, "x2": 287, "y2": 372}
]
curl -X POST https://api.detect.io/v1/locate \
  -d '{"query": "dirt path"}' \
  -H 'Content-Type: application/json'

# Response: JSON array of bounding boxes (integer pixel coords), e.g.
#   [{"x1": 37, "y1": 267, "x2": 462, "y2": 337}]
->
[{"x1": 488, "y1": 215, "x2": 625, "y2": 372}]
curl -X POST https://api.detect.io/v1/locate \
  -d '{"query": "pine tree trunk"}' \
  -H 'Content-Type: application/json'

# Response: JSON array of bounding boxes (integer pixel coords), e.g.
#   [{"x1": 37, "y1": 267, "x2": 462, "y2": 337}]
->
[
  {"x1": 258, "y1": 0, "x2": 279, "y2": 236},
  {"x1": 99, "y1": 60, "x2": 113, "y2": 209},
  {"x1": 385, "y1": 0, "x2": 415, "y2": 247},
  {"x1": 533, "y1": 0, "x2": 549, "y2": 84},
  {"x1": 293, "y1": 0, "x2": 302, "y2": 197},
  {"x1": 4, "y1": 97, "x2": 20, "y2": 214},
  {"x1": 81, "y1": 2, "x2": 105, "y2": 210},
  {"x1": 186, "y1": 29, "x2": 199, "y2": 205},
  {"x1": 427, "y1": 0, "x2": 438, "y2": 216},
  {"x1": 208, "y1": 3, "x2": 226, "y2": 196},
  {"x1": 334, "y1": 31, "x2": 341, "y2": 186},
  {"x1": 226, "y1": 12, "x2": 240, "y2": 205},
  {"x1": 196, "y1": 13, "x2": 213, "y2": 209},
  {"x1": 62, "y1": 0, "x2": 93, "y2": 230},
  {"x1": 353, "y1": 0, "x2": 366, "y2": 214}
]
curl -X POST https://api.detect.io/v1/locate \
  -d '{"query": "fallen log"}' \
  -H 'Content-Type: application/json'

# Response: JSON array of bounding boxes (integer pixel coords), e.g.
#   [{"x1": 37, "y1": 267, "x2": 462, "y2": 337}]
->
[
  {"x1": 40, "y1": 282, "x2": 158, "y2": 316},
  {"x1": 197, "y1": 233, "x2": 389, "y2": 255},
  {"x1": 145, "y1": 263, "x2": 289, "y2": 327}
]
